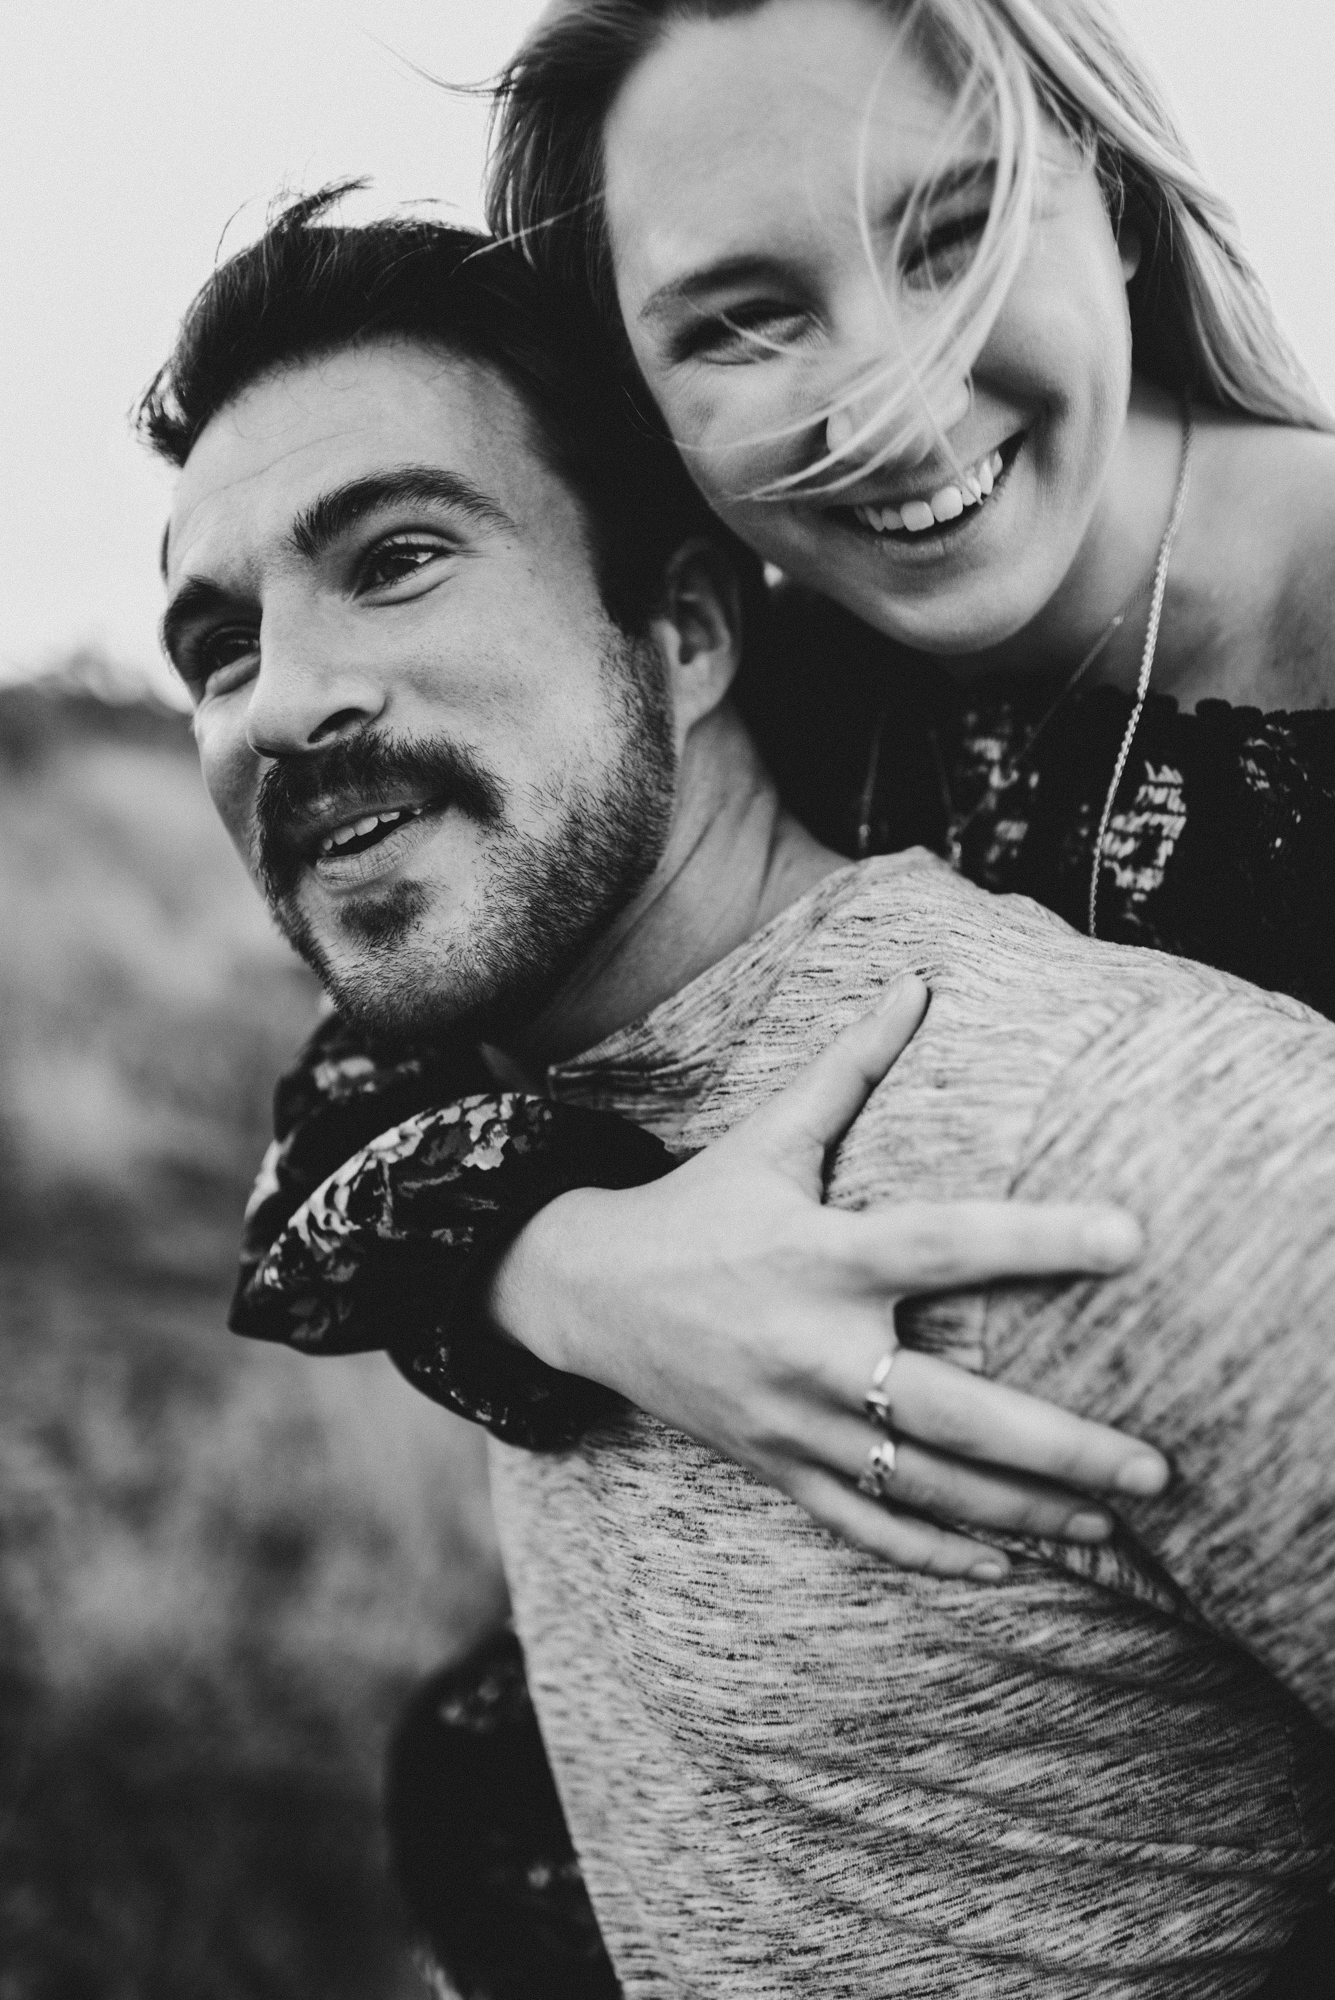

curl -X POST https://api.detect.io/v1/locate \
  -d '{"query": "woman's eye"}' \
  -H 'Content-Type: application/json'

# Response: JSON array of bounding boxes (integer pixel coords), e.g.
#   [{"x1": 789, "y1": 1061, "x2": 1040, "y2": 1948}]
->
[
  {"x1": 360, "y1": 537, "x2": 449, "y2": 590},
  {"x1": 671, "y1": 304, "x2": 813, "y2": 366},
  {"x1": 900, "y1": 211, "x2": 988, "y2": 290}
]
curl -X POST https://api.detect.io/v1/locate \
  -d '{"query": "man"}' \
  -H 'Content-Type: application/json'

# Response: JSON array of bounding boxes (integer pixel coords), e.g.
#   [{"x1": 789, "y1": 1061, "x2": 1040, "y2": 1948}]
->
[{"x1": 143, "y1": 194, "x2": 1335, "y2": 1996}]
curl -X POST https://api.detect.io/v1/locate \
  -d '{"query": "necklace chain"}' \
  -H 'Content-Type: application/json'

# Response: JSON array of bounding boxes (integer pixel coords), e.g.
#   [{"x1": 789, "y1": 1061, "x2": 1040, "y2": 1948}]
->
[
  {"x1": 913, "y1": 402, "x2": 1195, "y2": 934},
  {"x1": 937, "y1": 571, "x2": 1153, "y2": 868},
  {"x1": 1086, "y1": 405, "x2": 1194, "y2": 936}
]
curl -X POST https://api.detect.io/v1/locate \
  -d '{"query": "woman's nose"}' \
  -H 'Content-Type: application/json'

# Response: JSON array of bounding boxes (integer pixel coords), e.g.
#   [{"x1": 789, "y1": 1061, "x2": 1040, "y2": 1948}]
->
[{"x1": 825, "y1": 370, "x2": 972, "y2": 468}]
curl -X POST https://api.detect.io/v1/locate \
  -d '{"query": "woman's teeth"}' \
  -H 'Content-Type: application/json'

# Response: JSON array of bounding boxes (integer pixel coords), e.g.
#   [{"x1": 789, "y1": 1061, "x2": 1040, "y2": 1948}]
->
[
  {"x1": 318, "y1": 803, "x2": 426, "y2": 857},
  {"x1": 853, "y1": 448, "x2": 1003, "y2": 537}
]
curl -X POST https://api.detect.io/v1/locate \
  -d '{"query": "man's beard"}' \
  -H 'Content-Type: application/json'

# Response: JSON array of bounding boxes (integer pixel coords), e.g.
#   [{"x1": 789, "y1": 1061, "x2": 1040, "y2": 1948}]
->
[{"x1": 252, "y1": 636, "x2": 677, "y2": 1049}]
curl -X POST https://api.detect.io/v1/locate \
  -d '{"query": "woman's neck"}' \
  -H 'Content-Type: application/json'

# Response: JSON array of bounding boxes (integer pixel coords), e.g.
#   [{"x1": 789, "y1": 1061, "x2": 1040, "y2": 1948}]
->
[
  {"x1": 931, "y1": 379, "x2": 1335, "y2": 714},
  {"x1": 943, "y1": 378, "x2": 1189, "y2": 697}
]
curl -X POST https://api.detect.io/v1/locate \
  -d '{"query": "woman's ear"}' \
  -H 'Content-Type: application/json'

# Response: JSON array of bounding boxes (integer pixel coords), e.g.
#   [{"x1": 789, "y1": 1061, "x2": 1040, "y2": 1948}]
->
[
  {"x1": 1117, "y1": 222, "x2": 1143, "y2": 285},
  {"x1": 649, "y1": 538, "x2": 744, "y2": 734}
]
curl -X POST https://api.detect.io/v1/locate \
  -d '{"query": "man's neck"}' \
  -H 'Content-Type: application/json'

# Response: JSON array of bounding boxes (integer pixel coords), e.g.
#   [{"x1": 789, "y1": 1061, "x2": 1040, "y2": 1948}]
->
[{"x1": 487, "y1": 705, "x2": 846, "y2": 1085}]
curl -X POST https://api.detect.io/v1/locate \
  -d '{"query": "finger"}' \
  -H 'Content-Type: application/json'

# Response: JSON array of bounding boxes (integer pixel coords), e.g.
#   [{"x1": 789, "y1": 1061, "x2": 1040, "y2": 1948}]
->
[
  {"x1": 871, "y1": 1351, "x2": 1169, "y2": 1499},
  {"x1": 784, "y1": 1464, "x2": 1011, "y2": 1580},
  {"x1": 810, "y1": 1409, "x2": 1116, "y2": 1541},
  {"x1": 852, "y1": 1198, "x2": 1143, "y2": 1289},
  {"x1": 737, "y1": 977, "x2": 929, "y2": 1169}
]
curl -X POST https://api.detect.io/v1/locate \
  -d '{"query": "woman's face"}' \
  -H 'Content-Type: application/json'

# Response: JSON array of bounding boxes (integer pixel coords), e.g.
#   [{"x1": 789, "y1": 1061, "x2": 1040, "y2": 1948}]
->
[{"x1": 602, "y1": 0, "x2": 1138, "y2": 657}]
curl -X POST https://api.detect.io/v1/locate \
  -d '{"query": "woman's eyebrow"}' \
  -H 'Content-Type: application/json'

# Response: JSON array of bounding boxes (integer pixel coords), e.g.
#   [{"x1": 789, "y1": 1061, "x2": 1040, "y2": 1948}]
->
[
  {"x1": 638, "y1": 159, "x2": 996, "y2": 327},
  {"x1": 638, "y1": 254, "x2": 791, "y2": 325},
  {"x1": 288, "y1": 465, "x2": 517, "y2": 561},
  {"x1": 897, "y1": 158, "x2": 996, "y2": 210}
]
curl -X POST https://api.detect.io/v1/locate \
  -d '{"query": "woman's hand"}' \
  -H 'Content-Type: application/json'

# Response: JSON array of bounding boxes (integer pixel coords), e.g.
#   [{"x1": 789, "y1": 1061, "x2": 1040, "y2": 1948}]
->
[{"x1": 489, "y1": 978, "x2": 1167, "y2": 1579}]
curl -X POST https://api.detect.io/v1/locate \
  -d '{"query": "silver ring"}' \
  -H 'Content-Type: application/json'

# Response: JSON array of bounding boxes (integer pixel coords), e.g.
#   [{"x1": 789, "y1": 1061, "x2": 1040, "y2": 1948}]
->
[
  {"x1": 857, "y1": 1436, "x2": 898, "y2": 1501},
  {"x1": 863, "y1": 1349, "x2": 900, "y2": 1433}
]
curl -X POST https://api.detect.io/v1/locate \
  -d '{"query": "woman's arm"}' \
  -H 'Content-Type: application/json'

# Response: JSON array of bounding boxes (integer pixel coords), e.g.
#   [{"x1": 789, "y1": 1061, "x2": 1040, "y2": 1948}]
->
[
  {"x1": 235, "y1": 989, "x2": 1166, "y2": 1578},
  {"x1": 488, "y1": 983, "x2": 1167, "y2": 1579}
]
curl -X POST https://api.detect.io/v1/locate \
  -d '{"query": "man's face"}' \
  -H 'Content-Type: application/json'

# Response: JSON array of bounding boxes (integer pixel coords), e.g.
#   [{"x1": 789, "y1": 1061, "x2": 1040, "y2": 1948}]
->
[{"x1": 164, "y1": 339, "x2": 676, "y2": 1043}]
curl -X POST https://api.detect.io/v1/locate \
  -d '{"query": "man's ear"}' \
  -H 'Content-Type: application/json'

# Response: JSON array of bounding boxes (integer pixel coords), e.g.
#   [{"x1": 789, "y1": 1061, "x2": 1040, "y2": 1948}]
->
[{"x1": 648, "y1": 538, "x2": 744, "y2": 735}]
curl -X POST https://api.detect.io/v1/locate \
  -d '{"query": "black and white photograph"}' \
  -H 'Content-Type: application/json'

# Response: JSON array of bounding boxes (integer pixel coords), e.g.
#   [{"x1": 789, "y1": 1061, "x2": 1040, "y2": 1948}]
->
[{"x1": 3, "y1": 2, "x2": 1334, "y2": 1994}]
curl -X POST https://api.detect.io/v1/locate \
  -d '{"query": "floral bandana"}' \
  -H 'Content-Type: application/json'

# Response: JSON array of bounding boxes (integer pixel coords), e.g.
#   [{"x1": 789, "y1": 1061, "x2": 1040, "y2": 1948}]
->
[{"x1": 229, "y1": 1012, "x2": 674, "y2": 1449}]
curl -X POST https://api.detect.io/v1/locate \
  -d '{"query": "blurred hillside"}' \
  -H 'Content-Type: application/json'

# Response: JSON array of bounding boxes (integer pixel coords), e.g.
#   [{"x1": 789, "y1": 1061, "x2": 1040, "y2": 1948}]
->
[{"x1": 0, "y1": 678, "x2": 505, "y2": 1999}]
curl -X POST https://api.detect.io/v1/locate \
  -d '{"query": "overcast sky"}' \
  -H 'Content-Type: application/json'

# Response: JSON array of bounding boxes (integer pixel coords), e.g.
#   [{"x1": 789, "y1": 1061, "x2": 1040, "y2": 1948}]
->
[{"x1": 4, "y1": 0, "x2": 1332, "y2": 699}]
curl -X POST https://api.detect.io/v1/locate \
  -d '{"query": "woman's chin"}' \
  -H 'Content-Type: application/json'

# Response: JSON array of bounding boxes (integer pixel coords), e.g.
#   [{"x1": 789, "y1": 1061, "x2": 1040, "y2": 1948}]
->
[
  {"x1": 735, "y1": 431, "x2": 1082, "y2": 663},
  {"x1": 769, "y1": 501, "x2": 1072, "y2": 665},
  {"x1": 791, "y1": 542, "x2": 1047, "y2": 663}
]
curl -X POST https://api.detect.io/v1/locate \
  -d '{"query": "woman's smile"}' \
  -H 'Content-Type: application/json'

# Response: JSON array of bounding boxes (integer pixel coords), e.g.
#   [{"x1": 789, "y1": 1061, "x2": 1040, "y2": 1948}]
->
[
  {"x1": 603, "y1": 0, "x2": 1138, "y2": 659},
  {"x1": 810, "y1": 428, "x2": 1026, "y2": 559}
]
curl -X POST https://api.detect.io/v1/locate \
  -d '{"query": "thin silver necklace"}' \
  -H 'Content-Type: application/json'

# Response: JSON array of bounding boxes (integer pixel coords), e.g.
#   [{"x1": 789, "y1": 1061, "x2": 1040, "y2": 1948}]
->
[
  {"x1": 930, "y1": 570, "x2": 1154, "y2": 871},
  {"x1": 883, "y1": 403, "x2": 1195, "y2": 928},
  {"x1": 855, "y1": 584, "x2": 1147, "y2": 863},
  {"x1": 1087, "y1": 406, "x2": 1194, "y2": 936}
]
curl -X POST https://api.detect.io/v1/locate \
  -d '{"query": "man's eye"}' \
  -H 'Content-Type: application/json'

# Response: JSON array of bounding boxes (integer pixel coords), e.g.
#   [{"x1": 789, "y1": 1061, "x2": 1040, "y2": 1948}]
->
[
  {"x1": 205, "y1": 629, "x2": 258, "y2": 667},
  {"x1": 191, "y1": 628, "x2": 259, "y2": 696},
  {"x1": 900, "y1": 212, "x2": 988, "y2": 291},
  {"x1": 671, "y1": 304, "x2": 813, "y2": 366},
  {"x1": 359, "y1": 537, "x2": 449, "y2": 591}
]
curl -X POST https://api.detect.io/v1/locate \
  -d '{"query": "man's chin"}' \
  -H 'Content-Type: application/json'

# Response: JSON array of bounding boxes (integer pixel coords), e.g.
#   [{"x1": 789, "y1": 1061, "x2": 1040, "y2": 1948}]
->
[
  {"x1": 271, "y1": 894, "x2": 457, "y2": 1044},
  {"x1": 269, "y1": 876, "x2": 427, "y2": 955},
  {"x1": 262, "y1": 672, "x2": 677, "y2": 1051},
  {"x1": 269, "y1": 894, "x2": 564, "y2": 1053}
]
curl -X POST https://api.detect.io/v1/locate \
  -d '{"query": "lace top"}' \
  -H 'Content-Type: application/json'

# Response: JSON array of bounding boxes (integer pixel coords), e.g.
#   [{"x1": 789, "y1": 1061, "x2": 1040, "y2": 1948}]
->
[
  {"x1": 751, "y1": 595, "x2": 1335, "y2": 1015},
  {"x1": 886, "y1": 683, "x2": 1335, "y2": 1010},
  {"x1": 230, "y1": 595, "x2": 1335, "y2": 1445}
]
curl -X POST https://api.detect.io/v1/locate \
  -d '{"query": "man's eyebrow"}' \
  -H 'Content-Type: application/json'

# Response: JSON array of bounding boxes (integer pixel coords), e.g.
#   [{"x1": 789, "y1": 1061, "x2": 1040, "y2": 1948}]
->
[
  {"x1": 288, "y1": 466, "x2": 517, "y2": 561},
  {"x1": 637, "y1": 161, "x2": 997, "y2": 324},
  {"x1": 158, "y1": 469, "x2": 516, "y2": 669},
  {"x1": 160, "y1": 574, "x2": 233, "y2": 668}
]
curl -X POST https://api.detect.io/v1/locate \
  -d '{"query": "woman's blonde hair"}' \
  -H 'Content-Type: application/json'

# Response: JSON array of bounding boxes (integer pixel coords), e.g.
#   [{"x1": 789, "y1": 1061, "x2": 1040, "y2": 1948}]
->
[{"x1": 489, "y1": 0, "x2": 1331, "y2": 498}]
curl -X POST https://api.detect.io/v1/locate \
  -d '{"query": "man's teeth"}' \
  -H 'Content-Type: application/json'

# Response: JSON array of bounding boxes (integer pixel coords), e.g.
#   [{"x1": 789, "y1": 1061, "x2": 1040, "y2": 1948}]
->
[
  {"x1": 853, "y1": 448, "x2": 1004, "y2": 537},
  {"x1": 317, "y1": 804, "x2": 426, "y2": 856}
]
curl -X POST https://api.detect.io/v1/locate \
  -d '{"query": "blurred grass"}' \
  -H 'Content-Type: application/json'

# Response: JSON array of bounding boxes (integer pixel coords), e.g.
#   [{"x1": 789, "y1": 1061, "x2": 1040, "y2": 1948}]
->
[{"x1": 0, "y1": 679, "x2": 505, "y2": 1998}]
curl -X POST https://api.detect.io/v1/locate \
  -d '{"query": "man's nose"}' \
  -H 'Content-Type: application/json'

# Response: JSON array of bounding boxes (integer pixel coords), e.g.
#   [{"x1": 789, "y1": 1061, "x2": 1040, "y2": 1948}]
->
[{"x1": 244, "y1": 615, "x2": 387, "y2": 759}]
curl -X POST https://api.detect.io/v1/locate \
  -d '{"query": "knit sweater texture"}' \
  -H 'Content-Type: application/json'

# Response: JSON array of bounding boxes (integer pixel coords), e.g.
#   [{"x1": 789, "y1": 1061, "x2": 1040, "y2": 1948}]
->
[{"x1": 488, "y1": 852, "x2": 1335, "y2": 1998}]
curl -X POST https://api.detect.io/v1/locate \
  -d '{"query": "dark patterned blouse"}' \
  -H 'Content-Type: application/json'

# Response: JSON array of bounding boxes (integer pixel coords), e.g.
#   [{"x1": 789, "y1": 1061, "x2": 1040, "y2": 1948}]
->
[{"x1": 230, "y1": 591, "x2": 1335, "y2": 2000}]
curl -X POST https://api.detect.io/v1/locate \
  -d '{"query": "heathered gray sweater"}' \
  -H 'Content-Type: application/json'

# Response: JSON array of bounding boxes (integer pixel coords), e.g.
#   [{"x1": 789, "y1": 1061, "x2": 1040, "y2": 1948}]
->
[{"x1": 488, "y1": 852, "x2": 1335, "y2": 1998}]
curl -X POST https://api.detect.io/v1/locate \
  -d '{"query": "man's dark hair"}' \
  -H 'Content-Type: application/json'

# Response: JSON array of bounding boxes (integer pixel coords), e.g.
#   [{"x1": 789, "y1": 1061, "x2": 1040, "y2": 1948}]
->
[{"x1": 136, "y1": 181, "x2": 760, "y2": 634}]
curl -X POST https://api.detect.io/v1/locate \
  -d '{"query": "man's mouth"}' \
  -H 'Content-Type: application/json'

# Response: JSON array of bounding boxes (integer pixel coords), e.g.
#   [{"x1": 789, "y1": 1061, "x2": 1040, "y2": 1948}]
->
[
  {"x1": 255, "y1": 735, "x2": 507, "y2": 903},
  {"x1": 315, "y1": 800, "x2": 434, "y2": 860},
  {"x1": 831, "y1": 430, "x2": 1027, "y2": 545},
  {"x1": 296, "y1": 793, "x2": 451, "y2": 890}
]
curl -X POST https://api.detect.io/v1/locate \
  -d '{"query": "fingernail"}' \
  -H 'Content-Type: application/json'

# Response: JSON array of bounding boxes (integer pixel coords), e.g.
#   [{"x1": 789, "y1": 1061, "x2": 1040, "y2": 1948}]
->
[
  {"x1": 1068, "y1": 1511, "x2": 1112, "y2": 1542},
  {"x1": 1081, "y1": 1213, "x2": 1142, "y2": 1265},
  {"x1": 876, "y1": 973, "x2": 924, "y2": 1013},
  {"x1": 968, "y1": 1559, "x2": 1008, "y2": 1582},
  {"x1": 1115, "y1": 1454, "x2": 1170, "y2": 1497}
]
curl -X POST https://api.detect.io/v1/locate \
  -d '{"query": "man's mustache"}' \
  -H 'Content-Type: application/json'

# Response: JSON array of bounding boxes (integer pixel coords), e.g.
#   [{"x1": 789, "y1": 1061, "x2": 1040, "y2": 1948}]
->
[{"x1": 254, "y1": 732, "x2": 506, "y2": 900}]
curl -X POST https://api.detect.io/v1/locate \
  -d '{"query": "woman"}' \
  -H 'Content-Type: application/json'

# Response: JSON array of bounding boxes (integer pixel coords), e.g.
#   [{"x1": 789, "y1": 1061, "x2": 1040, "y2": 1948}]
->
[
  {"x1": 238, "y1": 2, "x2": 1335, "y2": 1991},
  {"x1": 463, "y1": 0, "x2": 1335, "y2": 1522}
]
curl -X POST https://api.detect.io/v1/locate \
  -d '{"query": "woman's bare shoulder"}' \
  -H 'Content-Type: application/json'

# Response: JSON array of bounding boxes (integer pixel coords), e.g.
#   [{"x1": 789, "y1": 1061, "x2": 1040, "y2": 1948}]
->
[
  {"x1": 1268, "y1": 429, "x2": 1335, "y2": 710},
  {"x1": 1196, "y1": 416, "x2": 1335, "y2": 711}
]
